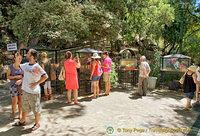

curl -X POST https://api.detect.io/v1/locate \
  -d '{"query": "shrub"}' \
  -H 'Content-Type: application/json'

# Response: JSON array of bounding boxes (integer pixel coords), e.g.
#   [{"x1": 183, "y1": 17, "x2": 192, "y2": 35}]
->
[
  {"x1": 111, "y1": 62, "x2": 118, "y2": 85},
  {"x1": 149, "y1": 51, "x2": 161, "y2": 86}
]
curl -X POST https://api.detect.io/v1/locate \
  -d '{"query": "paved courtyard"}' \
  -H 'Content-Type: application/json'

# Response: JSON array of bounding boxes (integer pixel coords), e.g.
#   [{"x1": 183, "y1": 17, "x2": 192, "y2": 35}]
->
[{"x1": 0, "y1": 81, "x2": 200, "y2": 136}]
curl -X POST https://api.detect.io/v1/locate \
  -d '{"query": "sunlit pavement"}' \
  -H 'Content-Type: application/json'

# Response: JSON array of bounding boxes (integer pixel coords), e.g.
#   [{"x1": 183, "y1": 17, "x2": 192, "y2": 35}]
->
[{"x1": 0, "y1": 82, "x2": 200, "y2": 136}]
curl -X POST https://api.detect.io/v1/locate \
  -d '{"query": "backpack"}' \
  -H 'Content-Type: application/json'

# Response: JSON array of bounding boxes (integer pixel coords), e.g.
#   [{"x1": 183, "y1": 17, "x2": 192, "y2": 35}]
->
[{"x1": 97, "y1": 61, "x2": 103, "y2": 76}]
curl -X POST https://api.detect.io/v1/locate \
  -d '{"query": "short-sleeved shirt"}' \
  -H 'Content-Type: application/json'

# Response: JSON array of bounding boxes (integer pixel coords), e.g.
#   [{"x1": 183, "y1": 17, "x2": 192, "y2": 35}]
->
[
  {"x1": 139, "y1": 61, "x2": 150, "y2": 78},
  {"x1": 8, "y1": 64, "x2": 23, "y2": 87},
  {"x1": 103, "y1": 57, "x2": 112, "y2": 72},
  {"x1": 20, "y1": 62, "x2": 46, "y2": 94}
]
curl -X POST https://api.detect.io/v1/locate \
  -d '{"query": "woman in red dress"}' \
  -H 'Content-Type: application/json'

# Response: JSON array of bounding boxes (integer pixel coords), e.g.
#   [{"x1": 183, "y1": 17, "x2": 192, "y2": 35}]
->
[{"x1": 64, "y1": 51, "x2": 81, "y2": 104}]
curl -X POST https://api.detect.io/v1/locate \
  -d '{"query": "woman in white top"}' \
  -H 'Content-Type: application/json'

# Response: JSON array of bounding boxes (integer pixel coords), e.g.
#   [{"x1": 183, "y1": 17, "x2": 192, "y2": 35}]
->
[{"x1": 195, "y1": 63, "x2": 200, "y2": 103}]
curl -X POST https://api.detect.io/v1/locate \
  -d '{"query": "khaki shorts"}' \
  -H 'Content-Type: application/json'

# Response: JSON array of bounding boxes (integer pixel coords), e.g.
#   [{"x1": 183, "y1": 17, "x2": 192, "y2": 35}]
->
[
  {"x1": 103, "y1": 72, "x2": 111, "y2": 82},
  {"x1": 22, "y1": 91, "x2": 41, "y2": 115}
]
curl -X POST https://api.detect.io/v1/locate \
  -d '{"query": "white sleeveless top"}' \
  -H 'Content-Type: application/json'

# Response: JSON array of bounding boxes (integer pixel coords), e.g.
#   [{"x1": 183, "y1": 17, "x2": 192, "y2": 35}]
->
[{"x1": 197, "y1": 68, "x2": 200, "y2": 82}]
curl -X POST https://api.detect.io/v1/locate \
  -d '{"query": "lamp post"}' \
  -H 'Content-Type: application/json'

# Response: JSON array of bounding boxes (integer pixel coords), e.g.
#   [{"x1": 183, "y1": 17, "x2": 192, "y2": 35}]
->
[{"x1": 179, "y1": 5, "x2": 184, "y2": 54}]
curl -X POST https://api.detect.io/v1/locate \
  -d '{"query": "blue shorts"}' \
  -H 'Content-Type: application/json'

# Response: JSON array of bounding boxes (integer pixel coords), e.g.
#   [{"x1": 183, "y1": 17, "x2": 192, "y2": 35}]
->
[
  {"x1": 92, "y1": 76, "x2": 100, "y2": 81},
  {"x1": 185, "y1": 92, "x2": 195, "y2": 99}
]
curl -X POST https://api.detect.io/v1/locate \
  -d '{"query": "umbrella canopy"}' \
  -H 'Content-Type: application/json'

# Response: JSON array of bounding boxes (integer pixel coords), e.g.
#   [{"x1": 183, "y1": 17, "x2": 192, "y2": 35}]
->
[
  {"x1": 163, "y1": 54, "x2": 191, "y2": 59},
  {"x1": 76, "y1": 48, "x2": 103, "y2": 53},
  {"x1": 119, "y1": 48, "x2": 138, "y2": 56}
]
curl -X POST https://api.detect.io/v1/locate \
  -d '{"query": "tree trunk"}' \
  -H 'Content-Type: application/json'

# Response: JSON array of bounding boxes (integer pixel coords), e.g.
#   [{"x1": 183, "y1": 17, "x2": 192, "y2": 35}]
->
[
  {"x1": 29, "y1": 37, "x2": 39, "y2": 46},
  {"x1": 90, "y1": 33, "x2": 95, "y2": 49},
  {"x1": 18, "y1": 43, "x2": 27, "y2": 50}
]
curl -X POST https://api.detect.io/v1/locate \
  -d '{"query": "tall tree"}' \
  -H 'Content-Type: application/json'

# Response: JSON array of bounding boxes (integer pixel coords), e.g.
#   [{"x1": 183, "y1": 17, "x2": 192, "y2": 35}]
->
[{"x1": 124, "y1": 0, "x2": 174, "y2": 54}]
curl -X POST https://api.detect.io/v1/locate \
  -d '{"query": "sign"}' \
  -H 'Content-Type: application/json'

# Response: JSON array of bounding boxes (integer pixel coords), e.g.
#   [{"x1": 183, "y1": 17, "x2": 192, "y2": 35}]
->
[{"x1": 7, "y1": 43, "x2": 17, "y2": 51}]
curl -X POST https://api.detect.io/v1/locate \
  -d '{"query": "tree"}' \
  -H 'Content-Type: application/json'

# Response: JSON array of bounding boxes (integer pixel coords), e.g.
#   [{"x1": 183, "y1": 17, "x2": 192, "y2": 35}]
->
[
  {"x1": 11, "y1": 0, "x2": 89, "y2": 49},
  {"x1": 124, "y1": 0, "x2": 174, "y2": 54}
]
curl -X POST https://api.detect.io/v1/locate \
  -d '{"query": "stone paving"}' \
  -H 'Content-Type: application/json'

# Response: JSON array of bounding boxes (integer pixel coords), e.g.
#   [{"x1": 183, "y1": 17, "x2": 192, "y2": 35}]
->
[{"x1": 0, "y1": 82, "x2": 200, "y2": 136}]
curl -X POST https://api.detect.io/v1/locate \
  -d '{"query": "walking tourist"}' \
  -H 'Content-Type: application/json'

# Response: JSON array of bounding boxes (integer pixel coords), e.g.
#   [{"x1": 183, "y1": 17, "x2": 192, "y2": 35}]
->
[
  {"x1": 195, "y1": 63, "x2": 200, "y2": 104},
  {"x1": 64, "y1": 51, "x2": 81, "y2": 104},
  {"x1": 183, "y1": 65, "x2": 199, "y2": 110},
  {"x1": 7, "y1": 52, "x2": 23, "y2": 120},
  {"x1": 102, "y1": 51, "x2": 112, "y2": 96},
  {"x1": 90, "y1": 53, "x2": 102, "y2": 98},
  {"x1": 138, "y1": 56, "x2": 151, "y2": 96},
  {"x1": 13, "y1": 49, "x2": 48, "y2": 131}
]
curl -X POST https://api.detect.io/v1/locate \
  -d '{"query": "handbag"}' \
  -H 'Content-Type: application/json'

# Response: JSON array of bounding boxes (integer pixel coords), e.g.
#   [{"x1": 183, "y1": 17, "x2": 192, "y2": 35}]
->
[
  {"x1": 58, "y1": 66, "x2": 65, "y2": 80},
  {"x1": 50, "y1": 65, "x2": 56, "y2": 81},
  {"x1": 179, "y1": 72, "x2": 186, "y2": 84}
]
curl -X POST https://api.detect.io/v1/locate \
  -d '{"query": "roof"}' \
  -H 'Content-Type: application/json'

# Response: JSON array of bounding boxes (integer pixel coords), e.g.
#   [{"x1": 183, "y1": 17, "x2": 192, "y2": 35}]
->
[
  {"x1": 21, "y1": 45, "x2": 60, "y2": 51},
  {"x1": 163, "y1": 54, "x2": 191, "y2": 59},
  {"x1": 76, "y1": 48, "x2": 103, "y2": 53},
  {"x1": 119, "y1": 48, "x2": 138, "y2": 56}
]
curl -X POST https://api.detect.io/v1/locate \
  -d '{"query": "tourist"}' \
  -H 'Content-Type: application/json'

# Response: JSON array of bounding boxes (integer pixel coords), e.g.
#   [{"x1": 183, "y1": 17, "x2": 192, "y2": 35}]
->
[
  {"x1": 192, "y1": 63, "x2": 200, "y2": 105},
  {"x1": 102, "y1": 51, "x2": 112, "y2": 95},
  {"x1": 64, "y1": 51, "x2": 81, "y2": 104},
  {"x1": 40, "y1": 52, "x2": 53, "y2": 100},
  {"x1": 138, "y1": 56, "x2": 151, "y2": 96},
  {"x1": 13, "y1": 49, "x2": 48, "y2": 131},
  {"x1": 183, "y1": 65, "x2": 199, "y2": 110},
  {"x1": 6, "y1": 52, "x2": 23, "y2": 120},
  {"x1": 90, "y1": 53, "x2": 102, "y2": 98}
]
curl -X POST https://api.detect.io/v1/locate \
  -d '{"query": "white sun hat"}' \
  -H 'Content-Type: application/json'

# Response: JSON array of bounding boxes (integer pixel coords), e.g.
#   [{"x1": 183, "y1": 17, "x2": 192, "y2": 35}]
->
[
  {"x1": 91, "y1": 53, "x2": 101, "y2": 59},
  {"x1": 188, "y1": 65, "x2": 197, "y2": 72}
]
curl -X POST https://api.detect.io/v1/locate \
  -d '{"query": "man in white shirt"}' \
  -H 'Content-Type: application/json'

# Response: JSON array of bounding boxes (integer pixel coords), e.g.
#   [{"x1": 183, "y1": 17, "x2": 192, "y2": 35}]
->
[
  {"x1": 138, "y1": 56, "x2": 151, "y2": 96},
  {"x1": 13, "y1": 49, "x2": 48, "y2": 131}
]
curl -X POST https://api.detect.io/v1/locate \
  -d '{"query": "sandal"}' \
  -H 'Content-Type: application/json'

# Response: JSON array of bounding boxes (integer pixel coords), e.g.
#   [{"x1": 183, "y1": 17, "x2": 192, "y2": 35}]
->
[
  {"x1": 13, "y1": 121, "x2": 26, "y2": 126},
  {"x1": 31, "y1": 123, "x2": 40, "y2": 131},
  {"x1": 9, "y1": 116, "x2": 14, "y2": 121},
  {"x1": 67, "y1": 101, "x2": 72, "y2": 104},
  {"x1": 92, "y1": 96, "x2": 96, "y2": 99},
  {"x1": 44, "y1": 95, "x2": 48, "y2": 100},
  {"x1": 49, "y1": 94, "x2": 52, "y2": 100},
  {"x1": 74, "y1": 102, "x2": 80, "y2": 105}
]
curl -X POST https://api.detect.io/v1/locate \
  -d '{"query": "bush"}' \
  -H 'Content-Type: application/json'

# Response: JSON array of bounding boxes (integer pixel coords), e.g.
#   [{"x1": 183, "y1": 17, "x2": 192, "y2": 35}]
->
[
  {"x1": 111, "y1": 62, "x2": 118, "y2": 85},
  {"x1": 149, "y1": 51, "x2": 161, "y2": 86}
]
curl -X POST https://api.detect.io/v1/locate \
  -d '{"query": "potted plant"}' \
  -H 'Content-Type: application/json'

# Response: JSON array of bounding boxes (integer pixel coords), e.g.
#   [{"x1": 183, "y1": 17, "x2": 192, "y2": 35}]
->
[{"x1": 125, "y1": 64, "x2": 135, "y2": 70}]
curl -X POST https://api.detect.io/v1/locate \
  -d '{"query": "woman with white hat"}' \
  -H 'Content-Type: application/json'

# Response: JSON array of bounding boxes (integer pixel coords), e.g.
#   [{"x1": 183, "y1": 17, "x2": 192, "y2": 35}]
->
[
  {"x1": 90, "y1": 53, "x2": 103, "y2": 98},
  {"x1": 183, "y1": 65, "x2": 199, "y2": 110}
]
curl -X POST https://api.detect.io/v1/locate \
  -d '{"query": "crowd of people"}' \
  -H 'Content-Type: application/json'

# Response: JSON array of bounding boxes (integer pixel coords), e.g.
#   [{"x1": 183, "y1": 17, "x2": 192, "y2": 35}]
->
[
  {"x1": 6, "y1": 49, "x2": 112, "y2": 131},
  {"x1": 6, "y1": 48, "x2": 200, "y2": 131}
]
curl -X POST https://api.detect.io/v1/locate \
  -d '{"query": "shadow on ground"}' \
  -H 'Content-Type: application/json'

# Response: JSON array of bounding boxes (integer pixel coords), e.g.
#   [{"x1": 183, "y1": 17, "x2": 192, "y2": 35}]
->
[
  {"x1": 185, "y1": 104, "x2": 200, "y2": 136},
  {"x1": 128, "y1": 92, "x2": 142, "y2": 100},
  {"x1": 0, "y1": 126, "x2": 32, "y2": 136}
]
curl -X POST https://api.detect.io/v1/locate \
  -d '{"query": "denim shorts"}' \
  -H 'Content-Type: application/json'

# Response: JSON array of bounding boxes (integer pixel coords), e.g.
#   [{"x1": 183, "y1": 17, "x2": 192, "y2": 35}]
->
[
  {"x1": 92, "y1": 76, "x2": 100, "y2": 81},
  {"x1": 185, "y1": 92, "x2": 195, "y2": 99}
]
